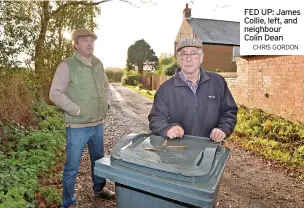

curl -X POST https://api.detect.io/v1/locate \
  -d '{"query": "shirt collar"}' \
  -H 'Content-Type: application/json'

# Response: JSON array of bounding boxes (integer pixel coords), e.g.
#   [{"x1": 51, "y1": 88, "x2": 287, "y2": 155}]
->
[{"x1": 178, "y1": 70, "x2": 201, "y2": 85}]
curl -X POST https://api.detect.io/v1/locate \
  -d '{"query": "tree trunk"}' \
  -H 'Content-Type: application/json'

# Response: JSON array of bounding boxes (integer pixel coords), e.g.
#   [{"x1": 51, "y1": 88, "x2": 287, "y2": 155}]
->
[
  {"x1": 138, "y1": 63, "x2": 144, "y2": 75},
  {"x1": 58, "y1": 7, "x2": 66, "y2": 63},
  {"x1": 34, "y1": 1, "x2": 50, "y2": 74}
]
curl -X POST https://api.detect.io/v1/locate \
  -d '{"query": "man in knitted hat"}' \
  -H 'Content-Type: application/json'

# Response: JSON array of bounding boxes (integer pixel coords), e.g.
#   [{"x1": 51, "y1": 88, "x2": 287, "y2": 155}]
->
[
  {"x1": 49, "y1": 28, "x2": 114, "y2": 208},
  {"x1": 148, "y1": 37, "x2": 238, "y2": 142}
]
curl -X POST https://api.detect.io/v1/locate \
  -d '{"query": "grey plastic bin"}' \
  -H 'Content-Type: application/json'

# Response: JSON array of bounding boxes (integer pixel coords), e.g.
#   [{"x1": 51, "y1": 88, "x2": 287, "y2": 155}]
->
[{"x1": 94, "y1": 133, "x2": 231, "y2": 208}]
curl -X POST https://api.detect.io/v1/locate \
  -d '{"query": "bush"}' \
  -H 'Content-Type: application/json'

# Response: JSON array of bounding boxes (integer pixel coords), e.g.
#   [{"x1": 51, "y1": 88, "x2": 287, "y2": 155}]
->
[
  {"x1": 164, "y1": 62, "x2": 178, "y2": 76},
  {"x1": 121, "y1": 70, "x2": 140, "y2": 86},
  {"x1": 0, "y1": 103, "x2": 65, "y2": 207},
  {"x1": 154, "y1": 64, "x2": 165, "y2": 75},
  {"x1": 0, "y1": 69, "x2": 39, "y2": 126},
  {"x1": 231, "y1": 105, "x2": 304, "y2": 170},
  {"x1": 234, "y1": 106, "x2": 304, "y2": 145},
  {"x1": 136, "y1": 83, "x2": 143, "y2": 89},
  {"x1": 105, "y1": 68, "x2": 123, "y2": 83},
  {"x1": 155, "y1": 54, "x2": 177, "y2": 75},
  {"x1": 158, "y1": 53, "x2": 175, "y2": 66}
]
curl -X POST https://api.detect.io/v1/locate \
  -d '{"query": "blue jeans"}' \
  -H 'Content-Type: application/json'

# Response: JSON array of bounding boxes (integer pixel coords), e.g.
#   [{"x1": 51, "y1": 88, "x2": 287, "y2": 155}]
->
[{"x1": 61, "y1": 123, "x2": 106, "y2": 208}]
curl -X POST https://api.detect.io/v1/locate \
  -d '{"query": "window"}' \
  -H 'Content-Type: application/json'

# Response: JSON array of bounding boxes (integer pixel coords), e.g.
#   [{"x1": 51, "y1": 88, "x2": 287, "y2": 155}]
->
[{"x1": 232, "y1": 46, "x2": 240, "y2": 62}]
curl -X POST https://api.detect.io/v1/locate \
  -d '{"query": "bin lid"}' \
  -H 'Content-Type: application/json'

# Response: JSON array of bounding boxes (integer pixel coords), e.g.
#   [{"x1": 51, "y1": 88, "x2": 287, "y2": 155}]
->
[{"x1": 110, "y1": 133, "x2": 229, "y2": 182}]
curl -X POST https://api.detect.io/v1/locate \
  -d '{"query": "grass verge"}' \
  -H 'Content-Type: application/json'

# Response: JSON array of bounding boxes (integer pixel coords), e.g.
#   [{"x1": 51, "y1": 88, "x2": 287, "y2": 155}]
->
[
  {"x1": 231, "y1": 105, "x2": 304, "y2": 179},
  {"x1": 124, "y1": 85, "x2": 155, "y2": 100}
]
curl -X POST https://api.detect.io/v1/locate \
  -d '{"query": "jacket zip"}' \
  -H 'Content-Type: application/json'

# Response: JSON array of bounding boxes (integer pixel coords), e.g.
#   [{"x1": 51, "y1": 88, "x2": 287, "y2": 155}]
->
[
  {"x1": 179, "y1": 83, "x2": 201, "y2": 137},
  {"x1": 183, "y1": 84, "x2": 199, "y2": 136},
  {"x1": 193, "y1": 94, "x2": 199, "y2": 136}
]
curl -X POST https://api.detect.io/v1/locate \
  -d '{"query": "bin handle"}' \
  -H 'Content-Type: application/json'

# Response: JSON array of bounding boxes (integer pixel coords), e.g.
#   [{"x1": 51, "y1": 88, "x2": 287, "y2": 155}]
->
[{"x1": 194, "y1": 143, "x2": 219, "y2": 174}]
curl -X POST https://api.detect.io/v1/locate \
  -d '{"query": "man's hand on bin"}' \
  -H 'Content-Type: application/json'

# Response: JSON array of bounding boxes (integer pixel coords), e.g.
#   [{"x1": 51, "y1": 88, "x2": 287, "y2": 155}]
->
[
  {"x1": 210, "y1": 128, "x2": 226, "y2": 142},
  {"x1": 166, "y1": 125, "x2": 184, "y2": 139}
]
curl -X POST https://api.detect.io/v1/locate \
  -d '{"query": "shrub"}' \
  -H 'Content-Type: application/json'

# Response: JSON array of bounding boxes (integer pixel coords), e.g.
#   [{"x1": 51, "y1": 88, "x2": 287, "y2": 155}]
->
[
  {"x1": 105, "y1": 68, "x2": 123, "y2": 83},
  {"x1": 0, "y1": 69, "x2": 39, "y2": 126},
  {"x1": 121, "y1": 70, "x2": 140, "y2": 86},
  {"x1": 232, "y1": 105, "x2": 304, "y2": 171},
  {"x1": 154, "y1": 64, "x2": 165, "y2": 75},
  {"x1": 137, "y1": 83, "x2": 143, "y2": 89},
  {"x1": 164, "y1": 62, "x2": 178, "y2": 76},
  {"x1": 0, "y1": 103, "x2": 65, "y2": 207},
  {"x1": 234, "y1": 105, "x2": 304, "y2": 145},
  {"x1": 158, "y1": 53, "x2": 175, "y2": 66},
  {"x1": 155, "y1": 54, "x2": 177, "y2": 75}
]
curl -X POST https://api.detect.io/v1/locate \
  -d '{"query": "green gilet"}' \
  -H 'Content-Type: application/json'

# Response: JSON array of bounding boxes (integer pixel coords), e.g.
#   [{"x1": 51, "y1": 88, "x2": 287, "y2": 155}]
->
[{"x1": 64, "y1": 52, "x2": 108, "y2": 124}]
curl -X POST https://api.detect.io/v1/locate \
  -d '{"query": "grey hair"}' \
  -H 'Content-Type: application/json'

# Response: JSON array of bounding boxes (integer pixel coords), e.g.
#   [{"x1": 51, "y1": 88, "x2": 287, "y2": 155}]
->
[{"x1": 197, "y1": 48, "x2": 203, "y2": 53}]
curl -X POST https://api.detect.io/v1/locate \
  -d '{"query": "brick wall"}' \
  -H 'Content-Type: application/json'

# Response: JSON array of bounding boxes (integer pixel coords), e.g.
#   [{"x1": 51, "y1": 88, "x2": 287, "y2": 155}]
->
[
  {"x1": 219, "y1": 72, "x2": 238, "y2": 98},
  {"x1": 228, "y1": 55, "x2": 304, "y2": 123}
]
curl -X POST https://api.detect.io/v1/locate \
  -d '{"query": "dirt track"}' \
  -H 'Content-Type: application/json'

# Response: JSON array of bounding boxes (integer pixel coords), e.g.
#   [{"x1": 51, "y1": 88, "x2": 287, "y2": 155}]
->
[{"x1": 74, "y1": 83, "x2": 304, "y2": 208}]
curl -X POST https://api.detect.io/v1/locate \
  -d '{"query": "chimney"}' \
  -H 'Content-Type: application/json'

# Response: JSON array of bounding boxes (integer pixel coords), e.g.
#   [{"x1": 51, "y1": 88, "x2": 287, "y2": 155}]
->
[{"x1": 183, "y1": 3, "x2": 191, "y2": 19}]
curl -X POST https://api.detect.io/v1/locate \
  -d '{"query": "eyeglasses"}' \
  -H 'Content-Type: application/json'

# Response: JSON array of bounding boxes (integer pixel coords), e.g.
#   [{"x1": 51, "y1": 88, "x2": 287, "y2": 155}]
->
[{"x1": 177, "y1": 51, "x2": 202, "y2": 60}]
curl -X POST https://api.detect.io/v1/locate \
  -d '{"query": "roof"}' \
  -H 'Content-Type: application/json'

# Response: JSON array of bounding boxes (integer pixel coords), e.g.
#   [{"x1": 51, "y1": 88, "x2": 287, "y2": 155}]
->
[{"x1": 187, "y1": 18, "x2": 240, "y2": 46}]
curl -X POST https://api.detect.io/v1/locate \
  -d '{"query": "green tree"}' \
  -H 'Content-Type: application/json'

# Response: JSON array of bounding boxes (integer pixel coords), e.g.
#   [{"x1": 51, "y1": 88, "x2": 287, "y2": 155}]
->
[
  {"x1": 0, "y1": 0, "x2": 101, "y2": 72},
  {"x1": 0, "y1": 1, "x2": 39, "y2": 68},
  {"x1": 0, "y1": 0, "x2": 153, "y2": 72},
  {"x1": 154, "y1": 53, "x2": 177, "y2": 75},
  {"x1": 158, "y1": 53, "x2": 175, "y2": 66},
  {"x1": 126, "y1": 39, "x2": 158, "y2": 75}
]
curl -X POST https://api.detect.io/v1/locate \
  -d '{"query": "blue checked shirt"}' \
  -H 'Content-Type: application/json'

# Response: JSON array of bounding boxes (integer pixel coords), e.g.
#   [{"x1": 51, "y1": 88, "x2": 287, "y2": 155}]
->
[{"x1": 178, "y1": 71, "x2": 200, "y2": 95}]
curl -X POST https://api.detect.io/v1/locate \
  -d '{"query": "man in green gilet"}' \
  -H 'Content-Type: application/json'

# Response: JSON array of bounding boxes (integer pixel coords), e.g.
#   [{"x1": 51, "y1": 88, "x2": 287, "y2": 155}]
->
[{"x1": 49, "y1": 28, "x2": 114, "y2": 208}]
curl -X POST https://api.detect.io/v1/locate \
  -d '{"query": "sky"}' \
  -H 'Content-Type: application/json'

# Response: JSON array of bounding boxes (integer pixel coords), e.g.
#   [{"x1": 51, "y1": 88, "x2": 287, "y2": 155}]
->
[{"x1": 93, "y1": 0, "x2": 240, "y2": 68}]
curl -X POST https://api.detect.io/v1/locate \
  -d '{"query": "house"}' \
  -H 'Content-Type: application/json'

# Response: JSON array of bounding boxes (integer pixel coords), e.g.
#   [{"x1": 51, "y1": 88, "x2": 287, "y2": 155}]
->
[{"x1": 175, "y1": 4, "x2": 240, "y2": 72}]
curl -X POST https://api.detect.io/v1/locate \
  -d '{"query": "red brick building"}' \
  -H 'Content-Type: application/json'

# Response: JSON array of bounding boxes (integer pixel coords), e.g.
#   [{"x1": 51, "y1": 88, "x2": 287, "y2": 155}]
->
[{"x1": 175, "y1": 4, "x2": 240, "y2": 72}]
